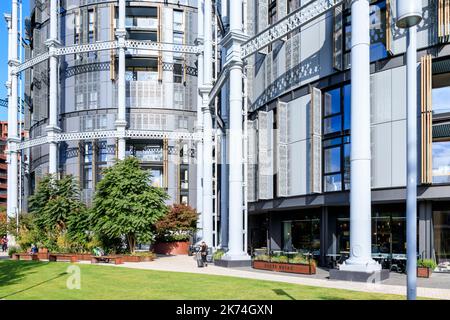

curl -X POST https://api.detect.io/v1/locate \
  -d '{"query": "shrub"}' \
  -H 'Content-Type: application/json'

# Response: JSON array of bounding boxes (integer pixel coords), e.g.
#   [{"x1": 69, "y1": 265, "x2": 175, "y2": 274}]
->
[
  {"x1": 418, "y1": 259, "x2": 437, "y2": 269},
  {"x1": 213, "y1": 249, "x2": 225, "y2": 261},
  {"x1": 155, "y1": 204, "x2": 198, "y2": 242},
  {"x1": 271, "y1": 255, "x2": 289, "y2": 263},
  {"x1": 131, "y1": 251, "x2": 156, "y2": 258},
  {"x1": 254, "y1": 254, "x2": 270, "y2": 262},
  {"x1": 8, "y1": 246, "x2": 19, "y2": 256},
  {"x1": 290, "y1": 254, "x2": 310, "y2": 265}
]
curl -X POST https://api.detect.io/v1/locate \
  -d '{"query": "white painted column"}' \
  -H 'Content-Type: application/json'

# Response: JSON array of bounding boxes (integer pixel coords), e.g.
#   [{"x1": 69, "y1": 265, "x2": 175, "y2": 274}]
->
[
  {"x1": 116, "y1": 0, "x2": 127, "y2": 160},
  {"x1": 340, "y1": 0, "x2": 380, "y2": 272},
  {"x1": 222, "y1": 0, "x2": 250, "y2": 261},
  {"x1": 46, "y1": 0, "x2": 60, "y2": 175},
  {"x1": 201, "y1": 0, "x2": 214, "y2": 247},
  {"x1": 196, "y1": 0, "x2": 204, "y2": 239},
  {"x1": 6, "y1": 2, "x2": 19, "y2": 245}
]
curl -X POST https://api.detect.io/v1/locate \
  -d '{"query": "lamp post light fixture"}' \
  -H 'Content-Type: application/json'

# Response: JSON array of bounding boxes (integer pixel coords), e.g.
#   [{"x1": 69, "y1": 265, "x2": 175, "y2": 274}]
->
[{"x1": 396, "y1": 0, "x2": 422, "y2": 301}]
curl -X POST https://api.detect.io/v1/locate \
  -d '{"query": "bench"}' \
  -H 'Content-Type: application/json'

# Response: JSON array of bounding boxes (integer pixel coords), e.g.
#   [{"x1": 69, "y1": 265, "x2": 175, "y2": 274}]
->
[
  {"x1": 12, "y1": 253, "x2": 39, "y2": 261},
  {"x1": 91, "y1": 255, "x2": 123, "y2": 265},
  {"x1": 48, "y1": 253, "x2": 78, "y2": 263}
]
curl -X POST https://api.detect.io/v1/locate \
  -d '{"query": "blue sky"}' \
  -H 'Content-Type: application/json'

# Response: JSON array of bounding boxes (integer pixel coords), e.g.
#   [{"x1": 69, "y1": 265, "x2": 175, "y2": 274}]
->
[{"x1": 0, "y1": 1, "x2": 30, "y2": 121}]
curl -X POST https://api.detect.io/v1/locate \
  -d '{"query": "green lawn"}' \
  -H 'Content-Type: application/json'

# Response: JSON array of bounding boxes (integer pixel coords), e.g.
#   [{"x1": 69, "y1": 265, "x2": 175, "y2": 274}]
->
[{"x1": 0, "y1": 260, "x2": 406, "y2": 300}]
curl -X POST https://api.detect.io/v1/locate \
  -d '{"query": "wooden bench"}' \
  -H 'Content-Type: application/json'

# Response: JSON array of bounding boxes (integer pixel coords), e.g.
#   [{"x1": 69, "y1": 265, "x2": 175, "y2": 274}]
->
[
  {"x1": 91, "y1": 255, "x2": 124, "y2": 265},
  {"x1": 12, "y1": 253, "x2": 39, "y2": 261},
  {"x1": 48, "y1": 253, "x2": 78, "y2": 263}
]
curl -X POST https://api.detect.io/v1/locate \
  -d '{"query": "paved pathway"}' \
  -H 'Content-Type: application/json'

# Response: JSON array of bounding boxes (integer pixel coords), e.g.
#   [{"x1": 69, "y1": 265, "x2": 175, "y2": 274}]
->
[{"x1": 113, "y1": 255, "x2": 450, "y2": 300}]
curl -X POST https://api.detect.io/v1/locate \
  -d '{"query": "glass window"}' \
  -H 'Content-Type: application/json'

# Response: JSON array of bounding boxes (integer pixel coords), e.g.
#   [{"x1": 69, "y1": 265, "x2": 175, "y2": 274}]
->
[
  {"x1": 173, "y1": 63, "x2": 183, "y2": 83},
  {"x1": 323, "y1": 84, "x2": 351, "y2": 192},
  {"x1": 325, "y1": 174, "x2": 342, "y2": 192},
  {"x1": 432, "y1": 141, "x2": 450, "y2": 184},
  {"x1": 344, "y1": 0, "x2": 388, "y2": 63},
  {"x1": 343, "y1": 84, "x2": 351, "y2": 130},
  {"x1": 150, "y1": 168, "x2": 163, "y2": 188},
  {"x1": 282, "y1": 213, "x2": 320, "y2": 254},
  {"x1": 324, "y1": 147, "x2": 341, "y2": 174},
  {"x1": 180, "y1": 167, "x2": 189, "y2": 190},
  {"x1": 432, "y1": 86, "x2": 450, "y2": 115},
  {"x1": 433, "y1": 210, "x2": 450, "y2": 264},
  {"x1": 324, "y1": 88, "x2": 341, "y2": 116},
  {"x1": 173, "y1": 10, "x2": 184, "y2": 32},
  {"x1": 324, "y1": 115, "x2": 342, "y2": 135}
]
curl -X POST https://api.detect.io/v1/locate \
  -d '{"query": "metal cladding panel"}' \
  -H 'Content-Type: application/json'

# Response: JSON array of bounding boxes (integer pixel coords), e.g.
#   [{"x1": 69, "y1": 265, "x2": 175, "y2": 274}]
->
[
  {"x1": 371, "y1": 122, "x2": 392, "y2": 188},
  {"x1": 258, "y1": 111, "x2": 274, "y2": 200},
  {"x1": 277, "y1": 101, "x2": 289, "y2": 197},
  {"x1": 391, "y1": 120, "x2": 407, "y2": 187},
  {"x1": 257, "y1": 0, "x2": 268, "y2": 55},
  {"x1": 247, "y1": 120, "x2": 258, "y2": 202},
  {"x1": 310, "y1": 87, "x2": 322, "y2": 194}
]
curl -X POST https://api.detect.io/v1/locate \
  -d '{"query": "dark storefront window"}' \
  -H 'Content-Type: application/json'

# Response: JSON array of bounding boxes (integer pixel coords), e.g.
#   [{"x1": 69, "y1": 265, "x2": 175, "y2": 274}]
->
[
  {"x1": 434, "y1": 210, "x2": 450, "y2": 264},
  {"x1": 336, "y1": 206, "x2": 407, "y2": 255},
  {"x1": 282, "y1": 212, "x2": 320, "y2": 255},
  {"x1": 323, "y1": 84, "x2": 351, "y2": 192}
]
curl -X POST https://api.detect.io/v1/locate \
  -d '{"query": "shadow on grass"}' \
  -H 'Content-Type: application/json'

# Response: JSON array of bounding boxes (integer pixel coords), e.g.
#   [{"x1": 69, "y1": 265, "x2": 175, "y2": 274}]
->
[
  {"x1": 272, "y1": 289, "x2": 296, "y2": 300},
  {"x1": 0, "y1": 260, "x2": 51, "y2": 288},
  {"x1": 0, "y1": 271, "x2": 67, "y2": 299}
]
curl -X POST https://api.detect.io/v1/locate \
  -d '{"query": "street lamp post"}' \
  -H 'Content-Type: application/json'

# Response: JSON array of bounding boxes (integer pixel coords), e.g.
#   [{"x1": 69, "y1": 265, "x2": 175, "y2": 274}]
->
[{"x1": 395, "y1": 0, "x2": 422, "y2": 301}]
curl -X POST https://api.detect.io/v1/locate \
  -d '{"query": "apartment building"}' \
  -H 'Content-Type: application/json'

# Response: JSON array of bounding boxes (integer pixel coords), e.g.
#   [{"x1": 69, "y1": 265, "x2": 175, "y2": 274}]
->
[
  {"x1": 23, "y1": 0, "x2": 199, "y2": 206},
  {"x1": 243, "y1": 0, "x2": 450, "y2": 267}
]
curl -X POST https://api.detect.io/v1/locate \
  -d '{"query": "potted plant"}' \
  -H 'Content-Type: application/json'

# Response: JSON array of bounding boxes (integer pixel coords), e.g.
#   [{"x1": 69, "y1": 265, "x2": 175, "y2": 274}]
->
[
  {"x1": 417, "y1": 259, "x2": 437, "y2": 278},
  {"x1": 153, "y1": 204, "x2": 198, "y2": 255}
]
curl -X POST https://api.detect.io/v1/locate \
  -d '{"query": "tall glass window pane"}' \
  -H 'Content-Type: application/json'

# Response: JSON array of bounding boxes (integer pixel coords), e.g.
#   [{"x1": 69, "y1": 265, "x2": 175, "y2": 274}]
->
[
  {"x1": 324, "y1": 147, "x2": 341, "y2": 173},
  {"x1": 433, "y1": 210, "x2": 450, "y2": 265},
  {"x1": 432, "y1": 141, "x2": 450, "y2": 184},
  {"x1": 324, "y1": 88, "x2": 341, "y2": 116},
  {"x1": 344, "y1": 143, "x2": 351, "y2": 190},
  {"x1": 343, "y1": 84, "x2": 351, "y2": 130}
]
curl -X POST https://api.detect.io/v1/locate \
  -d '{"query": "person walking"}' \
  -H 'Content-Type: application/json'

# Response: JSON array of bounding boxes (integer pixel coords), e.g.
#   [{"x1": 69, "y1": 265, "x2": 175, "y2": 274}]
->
[
  {"x1": 0, "y1": 237, "x2": 4, "y2": 252},
  {"x1": 200, "y1": 241, "x2": 208, "y2": 267},
  {"x1": 2, "y1": 236, "x2": 8, "y2": 253}
]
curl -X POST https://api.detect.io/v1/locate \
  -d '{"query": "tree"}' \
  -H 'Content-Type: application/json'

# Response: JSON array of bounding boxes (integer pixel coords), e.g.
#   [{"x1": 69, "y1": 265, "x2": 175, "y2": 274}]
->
[
  {"x1": 155, "y1": 203, "x2": 198, "y2": 242},
  {"x1": 27, "y1": 174, "x2": 89, "y2": 251},
  {"x1": 90, "y1": 157, "x2": 169, "y2": 253}
]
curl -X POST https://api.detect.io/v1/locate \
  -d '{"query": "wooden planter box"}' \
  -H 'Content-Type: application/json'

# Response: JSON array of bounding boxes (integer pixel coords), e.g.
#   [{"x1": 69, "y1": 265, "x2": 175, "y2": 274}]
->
[
  {"x1": 417, "y1": 267, "x2": 432, "y2": 278},
  {"x1": 153, "y1": 241, "x2": 190, "y2": 255},
  {"x1": 252, "y1": 260, "x2": 316, "y2": 275},
  {"x1": 37, "y1": 252, "x2": 48, "y2": 260},
  {"x1": 122, "y1": 255, "x2": 155, "y2": 262},
  {"x1": 12, "y1": 253, "x2": 39, "y2": 261},
  {"x1": 75, "y1": 253, "x2": 93, "y2": 261}
]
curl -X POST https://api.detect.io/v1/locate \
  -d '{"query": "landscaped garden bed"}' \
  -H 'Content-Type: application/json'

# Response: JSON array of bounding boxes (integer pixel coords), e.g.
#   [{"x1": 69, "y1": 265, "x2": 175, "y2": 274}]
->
[
  {"x1": 252, "y1": 253, "x2": 317, "y2": 275},
  {"x1": 122, "y1": 252, "x2": 156, "y2": 262}
]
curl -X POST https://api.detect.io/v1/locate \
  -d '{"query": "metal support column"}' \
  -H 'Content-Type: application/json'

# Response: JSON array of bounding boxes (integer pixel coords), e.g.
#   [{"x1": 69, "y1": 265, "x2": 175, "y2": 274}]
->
[
  {"x1": 6, "y1": 1, "x2": 20, "y2": 245},
  {"x1": 46, "y1": 0, "x2": 60, "y2": 175},
  {"x1": 116, "y1": 0, "x2": 127, "y2": 160}
]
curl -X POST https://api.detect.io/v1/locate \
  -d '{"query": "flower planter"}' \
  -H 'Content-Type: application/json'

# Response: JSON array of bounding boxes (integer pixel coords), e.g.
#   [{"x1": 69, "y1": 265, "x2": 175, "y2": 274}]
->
[
  {"x1": 122, "y1": 255, "x2": 155, "y2": 262},
  {"x1": 75, "y1": 253, "x2": 93, "y2": 261},
  {"x1": 417, "y1": 266, "x2": 432, "y2": 278},
  {"x1": 153, "y1": 241, "x2": 190, "y2": 255},
  {"x1": 252, "y1": 260, "x2": 316, "y2": 275},
  {"x1": 37, "y1": 252, "x2": 48, "y2": 260}
]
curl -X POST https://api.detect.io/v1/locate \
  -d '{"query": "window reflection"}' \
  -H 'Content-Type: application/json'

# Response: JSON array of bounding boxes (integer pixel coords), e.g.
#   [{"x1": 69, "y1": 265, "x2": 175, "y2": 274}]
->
[
  {"x1": 323, "y1": 84, "x2": 351, "y2": 192},
  {"x1": 344, "y1": 0, "x2": 388, "y2": 63},
  {"x1": 432, "y1": 141, "x2": 450, "y2": 184},
  {"x1": 282, "y1": 213, "x2": 321, "y2": 255}
]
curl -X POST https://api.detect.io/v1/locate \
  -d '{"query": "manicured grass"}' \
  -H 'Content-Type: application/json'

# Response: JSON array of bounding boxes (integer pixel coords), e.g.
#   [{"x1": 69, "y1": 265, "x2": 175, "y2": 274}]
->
[{"x1": 0, "y1": 260, "x2": 406, "y2": 300}]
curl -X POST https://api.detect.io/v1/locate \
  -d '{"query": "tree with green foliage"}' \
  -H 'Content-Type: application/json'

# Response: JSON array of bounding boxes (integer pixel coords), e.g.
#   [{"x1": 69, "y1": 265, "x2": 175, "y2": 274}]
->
[
  {"x1": 155, "y1": 203, "x2": 198, "y2": 242},
  {"x1": 90, "y1": 157, "x2": 169, "y2": 253},
  {"x1": 27, "y1": 174, "x2": 89, "y2": 251}
]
